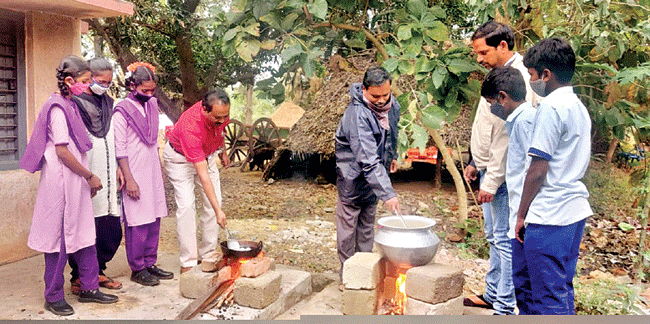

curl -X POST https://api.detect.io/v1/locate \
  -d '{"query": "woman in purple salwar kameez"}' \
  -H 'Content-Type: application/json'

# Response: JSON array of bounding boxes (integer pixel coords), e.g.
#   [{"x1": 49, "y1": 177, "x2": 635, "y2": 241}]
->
[
  {"x1": 114, "y1": 63, "x2": 172, "y2": 286},
  {"x1": 20, "y1": 56, "x2": 118, "y2": 316}
]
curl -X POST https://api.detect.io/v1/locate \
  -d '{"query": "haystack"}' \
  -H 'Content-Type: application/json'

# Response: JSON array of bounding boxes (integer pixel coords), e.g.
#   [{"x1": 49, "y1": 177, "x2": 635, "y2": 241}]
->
[
  {"x1": 270, "y1": 101, "x2": 305, "y2": 130},
  {"x1": 263, "y1": 52, "x2": 472, "y2": 182}
]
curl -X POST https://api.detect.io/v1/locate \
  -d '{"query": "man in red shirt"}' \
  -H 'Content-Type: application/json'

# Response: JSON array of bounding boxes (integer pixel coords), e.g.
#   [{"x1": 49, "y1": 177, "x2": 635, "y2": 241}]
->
[{"x1": 163, "y1": 89, "x2": 231, "y2": 273}]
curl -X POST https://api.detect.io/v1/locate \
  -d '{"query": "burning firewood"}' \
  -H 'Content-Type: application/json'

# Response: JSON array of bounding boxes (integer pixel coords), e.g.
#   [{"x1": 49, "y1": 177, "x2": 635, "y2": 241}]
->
[{"x1": 175, "y1": 279, "x2": 235, "y2": 320}]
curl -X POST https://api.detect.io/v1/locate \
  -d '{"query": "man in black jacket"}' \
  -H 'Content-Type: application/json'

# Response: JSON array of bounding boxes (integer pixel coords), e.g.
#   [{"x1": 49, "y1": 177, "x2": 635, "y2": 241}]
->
[{"x1": 335, "y1": 67, "x2": 401, "y2": 284}]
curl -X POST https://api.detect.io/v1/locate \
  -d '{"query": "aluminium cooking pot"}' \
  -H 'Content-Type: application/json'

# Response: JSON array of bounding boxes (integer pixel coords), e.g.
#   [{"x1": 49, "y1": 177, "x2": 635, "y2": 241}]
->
[
  {"x1": 374, "y1": 215, "x2": 440, "y2": 267},
  {"x1": 220, "y1": 240, "x2": 263, "y2": 258}
]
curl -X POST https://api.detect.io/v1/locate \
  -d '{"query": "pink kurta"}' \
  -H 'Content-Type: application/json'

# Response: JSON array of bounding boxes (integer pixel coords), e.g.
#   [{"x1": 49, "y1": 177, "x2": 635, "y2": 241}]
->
[
  {"x1": 114, "y1": 99, "x2": 167, "y2": 227},
  {"x1": 28, "y1": 107, "x2": 95, "y2": 254}
]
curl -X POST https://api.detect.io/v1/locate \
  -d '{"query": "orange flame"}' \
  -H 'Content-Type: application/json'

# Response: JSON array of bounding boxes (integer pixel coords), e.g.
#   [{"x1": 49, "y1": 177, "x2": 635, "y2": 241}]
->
[{"x1": 394, "y1": 273, "x2": 407, "y2": 312}]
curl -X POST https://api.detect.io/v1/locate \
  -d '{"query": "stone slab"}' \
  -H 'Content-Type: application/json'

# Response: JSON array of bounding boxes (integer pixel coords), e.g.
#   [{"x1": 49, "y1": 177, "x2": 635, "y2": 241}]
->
[
  {"x1": 234, "y1": 270, "x2": 282, "y2": 309},
  {"x1": 342, "y1": 252, "x2": 383, "y2": 290},
  {"x1": 405, "y1": 295, "x2": 463, "y2": 315},
  {"x1": 405, "y1": 263, "x2": 464, "y2": 304},
  {"x1": 205, "y1": 265, "x2": 312, "y2": 320},
  {"x1": 179, "y1": 265, "x2": 217, "y2": 299},
  {"x1": 342, "y1": 287, "x2": 380, "y2": 315},
  {"x1": 275, "y1": 281, "x2": 343, "y2": 319}
]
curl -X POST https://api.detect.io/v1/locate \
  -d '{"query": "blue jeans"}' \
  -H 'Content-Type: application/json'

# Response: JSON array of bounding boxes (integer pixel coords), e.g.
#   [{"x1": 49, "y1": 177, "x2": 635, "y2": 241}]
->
[
  {"x1": 513, "y1": 219, "x2": 586, "y2": 315},
  {"x1": 479, "y1": 170, "x2": 515, "y2": 315}
]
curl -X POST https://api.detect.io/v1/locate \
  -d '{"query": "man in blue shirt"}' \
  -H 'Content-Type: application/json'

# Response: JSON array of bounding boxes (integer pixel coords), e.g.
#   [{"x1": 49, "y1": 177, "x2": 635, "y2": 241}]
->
[
  {"x1": 481, "y1": 66, "x2": 537, "y2": 314},
  {"x1": 516, "y1": 38, "x2": 593, "y2": 314}
]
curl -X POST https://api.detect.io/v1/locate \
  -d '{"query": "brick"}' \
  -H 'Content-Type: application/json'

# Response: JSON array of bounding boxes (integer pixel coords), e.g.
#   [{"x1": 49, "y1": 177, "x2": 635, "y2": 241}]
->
[
  {"x1": 342, "y1": 252, "x2": 383, "y2": 289},
  {"x1": 382, "y1": 276, "x2": 397, "y2": 301},
  {"x1": 342, "y1": 287, "x2": 380, "y2": 315},
  {"x1": 240, "y1": 257, "x2": 276, "y2": 278},
  {"x1": 404, "y1": 296, "x2": 463, "y2": 315},
  {"x1": 201, "y1": 250, "x2": 225, "y2": 272},
  {"x1": 405, "y1": 263, "x2": 464, "y2": 304},
  {"x1": 209, "y1": 266, "x2": 232, "y2": 288},
  {"x1": 234, "y1": 270, "x2": 282, "y2": 309},
  {"x1": 180, "y1": 265, "x2": 216, "y2": 299}
]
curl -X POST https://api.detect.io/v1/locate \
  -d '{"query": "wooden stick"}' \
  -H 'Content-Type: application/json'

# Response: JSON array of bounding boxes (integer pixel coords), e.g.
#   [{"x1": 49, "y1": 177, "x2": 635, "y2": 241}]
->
[
  {"x1": 215, "y1": 284, "x2": 235, "y2": 309},
  {"x1": 175, "y1": 279, "x2": 235, "y2": 320}
]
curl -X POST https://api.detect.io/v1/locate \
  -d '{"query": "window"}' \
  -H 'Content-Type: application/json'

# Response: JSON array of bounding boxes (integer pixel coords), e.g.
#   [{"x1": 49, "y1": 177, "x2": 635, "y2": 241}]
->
[{"x1": 0, "y1": 11, "x2": 25, "y2": 171}]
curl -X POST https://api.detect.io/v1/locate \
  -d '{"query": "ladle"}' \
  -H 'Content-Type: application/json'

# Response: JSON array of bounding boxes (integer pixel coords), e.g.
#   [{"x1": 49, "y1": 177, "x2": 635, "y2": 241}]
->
[
  {"x1": 395, "y1": 209, "x2": 408, "y2": 228},
  {"x1": 225, "y1": 227, "x2": 240, "y2": 250}
]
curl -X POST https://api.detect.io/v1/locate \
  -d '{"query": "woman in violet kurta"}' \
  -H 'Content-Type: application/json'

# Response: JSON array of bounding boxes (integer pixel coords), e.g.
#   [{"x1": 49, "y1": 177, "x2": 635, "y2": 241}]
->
[
  {"x1": 20, "y1": 56, "x2": 118, "y2": 316},
  {"x1": 114, "y1": 62, "x2": 172, "y2": 286}
]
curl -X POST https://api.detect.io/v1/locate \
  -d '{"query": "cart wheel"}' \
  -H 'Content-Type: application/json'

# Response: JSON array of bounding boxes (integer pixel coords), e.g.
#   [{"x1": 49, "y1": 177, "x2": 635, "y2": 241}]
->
[
  {"x1": 224, "y1": 119, "x2": 246, "y2": 164},
  {"x1": 250, "y1": 117, "x2": 281, "y2": 151}
]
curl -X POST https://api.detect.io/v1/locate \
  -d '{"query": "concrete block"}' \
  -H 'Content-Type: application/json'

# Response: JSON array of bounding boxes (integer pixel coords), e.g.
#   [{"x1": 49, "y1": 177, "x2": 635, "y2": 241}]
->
[
  {"x1": 240, "y1": 257, "x2": 276, "y2": 278},
  {"x1": 180, "y1": 265, "x2": 217, "y2": 299},
  {"x1": 201, "y1": 250, "x2": 225, "y2": 272},
  {"x1": 311, "y1": 272, "x2": 338, "y2": 292},
  {"x1": 342, "y1": 287, "x2": 380, "y2": 315},
  {"x1": 234, "y1": 270, "x2": 282, "y2": 309},
  {"x1": 405, "y1": 296, "x2": 463, "y2": 315},
  {"x1": 342, "y1": 252, "x2": 383, "y2": 290},
  {"x1": 405, "y1": 263, "x2": 464, "y2": 304}
]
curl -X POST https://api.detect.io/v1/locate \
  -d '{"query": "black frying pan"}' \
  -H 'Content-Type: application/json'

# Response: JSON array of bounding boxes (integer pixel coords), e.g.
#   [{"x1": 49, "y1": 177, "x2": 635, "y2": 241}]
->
[{"x1": 220, "y1": 240, "x2": 263, "y2": 258}]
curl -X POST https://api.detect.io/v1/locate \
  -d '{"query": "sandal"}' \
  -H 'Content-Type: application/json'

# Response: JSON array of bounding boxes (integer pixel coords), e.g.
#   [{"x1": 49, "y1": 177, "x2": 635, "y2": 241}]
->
[
  {"x1": 98, "y1": 274, "x2": 123, "y2": 290},
  {"x1": 71, "y1": 279, "x2": 81, "y2": 295},
  {"x1": 463, "y1": 295, "x2": 494, "y2": 309}
]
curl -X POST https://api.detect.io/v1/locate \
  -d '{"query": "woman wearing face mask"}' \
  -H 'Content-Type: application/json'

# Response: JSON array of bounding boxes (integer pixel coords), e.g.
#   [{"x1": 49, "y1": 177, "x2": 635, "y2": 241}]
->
[
  {"x1": 67, "y1": 57, "x2": 124, "y2": 294},
  {"x1": 20, "y1": 56, "x2": 119, "y2": 316},
  {"x1": 114, "y1": 62, "x2": 171, "y2": 286}
]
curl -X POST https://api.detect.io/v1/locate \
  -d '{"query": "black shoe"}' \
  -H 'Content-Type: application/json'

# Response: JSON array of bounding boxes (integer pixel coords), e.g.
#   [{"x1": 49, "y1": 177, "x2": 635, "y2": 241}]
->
[
  {"x1": 44, "y1": 300, "x2": 74, "y2": 316},
  {"x1": 78, "y1": 289, "x2": 119, "y2": 304},
  {"x1": 147, "y1": 265, "x2": 174, "y2": 279},
  {"x1": 131, "y1": 269, "x2": 160, "y2": 286}
]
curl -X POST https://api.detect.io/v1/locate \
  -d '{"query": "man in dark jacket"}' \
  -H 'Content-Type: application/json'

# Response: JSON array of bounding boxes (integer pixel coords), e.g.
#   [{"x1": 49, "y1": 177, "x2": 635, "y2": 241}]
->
[{"x1": 335, "y1": 67, "x2": 401, "y2": 283}]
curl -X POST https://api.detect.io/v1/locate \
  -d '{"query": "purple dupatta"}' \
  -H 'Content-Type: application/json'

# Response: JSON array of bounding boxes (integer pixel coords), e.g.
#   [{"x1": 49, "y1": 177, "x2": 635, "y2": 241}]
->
[
  {"x1": 113, "y1": 92, "x2": 159, "y2": 146},
  {"x1": 20, "y1": 93, "x2": 92, "y2": 173}
]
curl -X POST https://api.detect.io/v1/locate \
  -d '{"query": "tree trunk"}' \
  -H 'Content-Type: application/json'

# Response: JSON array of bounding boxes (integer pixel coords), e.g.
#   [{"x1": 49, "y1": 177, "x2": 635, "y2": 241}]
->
[
  {"x1": 423, "y1": 126, "x2": 468, "y2": 223},
  {"x1": 606, "y1": 137, "x2": 619, "y2": 163},
  {"x1": 93, "y1": 35, "x2": 104, "y2": 57},
  {"x1": 634, "y1": 174, "x2": 650, "y2": 284},
  {"x1": 245, "y1": 83, "x2": 253, "y2": 125},
  {"x1": 174, "y1": 34, "x2": 202, "y2": 108}
]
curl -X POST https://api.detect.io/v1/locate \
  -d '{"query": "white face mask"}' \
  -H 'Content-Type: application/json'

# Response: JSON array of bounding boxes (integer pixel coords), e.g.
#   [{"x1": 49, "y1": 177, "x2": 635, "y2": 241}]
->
[{"x1": 90, "y1": 82, "x2": 109, "y2": 96}]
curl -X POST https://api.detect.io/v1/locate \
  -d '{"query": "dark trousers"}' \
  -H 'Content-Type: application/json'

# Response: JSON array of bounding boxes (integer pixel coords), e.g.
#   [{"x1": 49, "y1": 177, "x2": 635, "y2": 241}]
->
[
  {"x1": 44, "y1": 231, "x2": 99, "y2": 303},
  {"x1": 69, "y1": 215, "x2": 122, "y2": 281},
  {"x1": 336, "y1": 198, "x2": 377, "y2": 277},
  {"x1": 512, "y1": 219, "x2": 586, "y2": 315},
  {"x1": 124, "y1": 217, "x2": 160, "y2": 272}
]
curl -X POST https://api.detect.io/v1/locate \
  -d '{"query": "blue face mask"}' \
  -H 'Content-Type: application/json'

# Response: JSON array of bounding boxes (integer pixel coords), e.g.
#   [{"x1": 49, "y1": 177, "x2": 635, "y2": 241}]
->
[{"x1": 490, "y1": 101, "x2": 507, "y2": 120}]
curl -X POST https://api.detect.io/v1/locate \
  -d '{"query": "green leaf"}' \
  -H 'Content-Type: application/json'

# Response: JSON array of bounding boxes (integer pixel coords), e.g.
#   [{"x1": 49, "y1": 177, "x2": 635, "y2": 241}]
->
[
  {"x1": 414, "y1": 57, "x2": 430, "y2": 73},
  {"x1": 420, "y1": 12, "x2": 439, "y2": 28},
  {"x1": 430, "y1": 5, "x2": 446, "y2": 19},
  {"x1": 424, "y1": 21, "x2": 449, "y2": 42},
  {"x1": 384, "y1": 44, "x2": 401, "y2": 57},
  {"x1": 445, "y1": 87, "x2": 458, "y2": 108},
  {"x1": 618, "y1": 222, "x2": 635, "y2": 232},
  {"x1": 398, "y1": 60, "x2": 413, "y2": 75},
  {"x1": 260, "y1": 12, "x2": 282, "y2": 30},
  {"x1": 410, "y1": 124, "x2": 428, "y2": 151},
  {"x1": 253, "y1": 0, "x2": 276, "y2": 19},
  {"x1": 243, "y1": 23, "x2": 260, "y2": 36},
  {"x1": 281, "y1": 42, "x2": 303, "y2": 62},
  {"x1": 383, "y1": 58, "x2": 399, "y2": 73},
  {"x1": 344, "y1": 38, "x2": 366, "y2": 49},
  {"x1": 431, "y1": 66, "x2": 448, "y2": 89},
  {"x1": 407, "y1": 0, "x2": 427, "y2": 18},
  {"x1": 235, "y1": 39, "x2": 261, "y2": 62},
  {"x1": 223, "y1": 28, "x2": 239, "y2": 42},
  {"x1": 448, "y1": 59, "x2": 476, "y2": 75},
  {"x1": 307, "y1": 0, "x2": 328, "y2": 20},
  {"x1": 282, "y1": 12, "x2": 300, "y2": 31},
  {"x1": 302, "y1": 53, "x2": 316, "y2": 77},
  {"x1": 420, "y1": 105, "x2": 447, "y2": 129},
  {"x1": 397, "y1": 25, "x2": 413, "y2": 41}
]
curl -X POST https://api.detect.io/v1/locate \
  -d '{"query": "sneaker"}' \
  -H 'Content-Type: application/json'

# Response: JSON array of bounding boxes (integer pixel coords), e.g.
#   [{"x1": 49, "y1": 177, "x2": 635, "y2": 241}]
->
[
  {"x1": 78, "y1": 289, "x2": 119, "y2": 304},
  {"x1": 44, "y1": 300, "x2": 74, "y2": 316},
  {"x1": 131, "y1": 269, "x2": 160, "y2": 286},
  {"x1": 147, "y1": 265, "x2": 174, "y2": 280}
]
